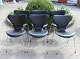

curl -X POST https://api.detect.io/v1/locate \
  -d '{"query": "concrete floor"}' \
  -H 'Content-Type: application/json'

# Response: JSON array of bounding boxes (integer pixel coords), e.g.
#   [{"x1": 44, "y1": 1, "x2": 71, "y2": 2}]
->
[{"x1": 0, "y1": 1, "x2": 80, "y2": 59}]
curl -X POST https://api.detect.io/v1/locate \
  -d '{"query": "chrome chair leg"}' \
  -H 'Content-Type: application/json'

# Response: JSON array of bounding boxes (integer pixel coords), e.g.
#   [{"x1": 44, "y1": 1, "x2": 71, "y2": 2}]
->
[
  {"x1": 27, "y1": 35, "x2": 31, "y2": 53},
  {"x1": 45, "y1": 35, "x2": 48, "y2": 54},
  {"x1": 52, "y1": 26, "x2": 56, "y2": 43},
  {"x1": 67, "y1": 39, "x2": 69, "y2": 43},
  {"x1": 74, "y1": 36, "x2": 76, "y2": 53},
  {"x1": 21, "y1": 36, "x2": 25, "y2": 53},
  {"x1": 56, "y1": 36, "x2": 60, "y2": 55},
  {"x1": 49, "y1": 24, "x2": 52, "y2": 34},
  {"x1": 6, "y1": 36, "x2": 8, "y2": 53}
]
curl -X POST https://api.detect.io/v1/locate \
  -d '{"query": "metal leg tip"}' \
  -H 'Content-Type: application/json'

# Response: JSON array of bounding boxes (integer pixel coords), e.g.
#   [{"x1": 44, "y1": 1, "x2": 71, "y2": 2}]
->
[
  {"x1": 56, "y1": 53, "x2": 58, "y2": 55},
  {"x1": 27, "y1": 51, "x2": 28, "y2": 53},
  {"x1": 6, "y1": 51, "x2": 7, "y2": 53},
  {"x1": 46, "y1": 52, "x2": 48, "y2": 54},
  {"x1": 24, "y1": 51, "x2": 28, "y2": 53},
  {"x1": 47, "y1": 41, "x2": 48, "y2": 43},
  {"x1": 24, "y1": 41, "x2": 26, "y2": 42},
  {"x1": 50, "y1": 43, "x2": 52, "y2": 44},
  {"x1": 75, "y1": 51, "x2": 76, "y2": 53},
  {"x1": 30, "y1": 41, "x2": 31, "y2": 42},
  {"x1": 10, "y1": 41, "x2": 12, "y2": 42}
]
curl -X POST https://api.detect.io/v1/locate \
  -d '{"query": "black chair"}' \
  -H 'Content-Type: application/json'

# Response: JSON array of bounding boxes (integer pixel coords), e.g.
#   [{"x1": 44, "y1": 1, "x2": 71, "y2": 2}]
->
[
  {"x1": 50, "y1": 10, "x2": 66, "y2": 17},
  {"x1": 14, "y1": 10, "x2": 30, "y2": 33},
  {"x1": 49, "y1": 10, "x2": 66, "y2": 39},
  {"x1": 28, "y1": 14, "x2": 49, "y2": 53},
  {"x1": 50, "y1": 10, "x2": 66, "y2": 26},
  {"x1": 32, "y1": 10, "x2": 48, "y2": 14},
  {"x1": 6, "y1": 14, "x2": 27, "y2": 53},
  {"x1": 53, "y1": 15, "x2": 76, "y2": 55},
  {"x1": 31, "y1": 10, "x2": 48, "y2": 28},
  {"x1": 14, "y1": 10, "x2": 30, "y2": 18}
]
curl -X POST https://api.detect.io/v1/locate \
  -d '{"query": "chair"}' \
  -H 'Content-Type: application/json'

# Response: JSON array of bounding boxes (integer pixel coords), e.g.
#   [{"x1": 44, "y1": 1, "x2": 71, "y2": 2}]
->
[
  {"x1": 14, "y1": 10, "x2": 30, "y2": 36},
  {"x1": 50, "y1": 10, "x2": 66, "y2": 17},
  {"x1": 14, "y1": 10, "x2": 30, "y2": 18},
  {"x1": 32, "y1": 10, "x2": 48, "y2": 14},
  {"x1": 31, "y1": 10, "x2": 48, "y2": 28},
  {"x1": 28, "y1": 14, "x2": 49, "y2": 53},
  {"x1": 50, "y1": 10, "x2": 66, "y2": 27},
  {"x1": 49, "y1": 10, "x2": 66, "y2": 39},
  {"x1": 6, "y1": 14, "x2": 27, "y2": 53},
  {"x1": 53, "y1": 15, "x2": 76, "y2": 55}
]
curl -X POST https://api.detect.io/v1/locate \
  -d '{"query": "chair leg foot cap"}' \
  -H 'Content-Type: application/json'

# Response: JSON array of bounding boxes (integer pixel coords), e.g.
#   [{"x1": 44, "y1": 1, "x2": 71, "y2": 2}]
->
[
  {"x1": 10, "y1": 41, "x2": 12, "y2": 42},
  {"x1": 75, "y1": 52, "x2": 76, "y2": 53},
  {"x1": 30, "y1": 41, "x2": 31, "y2": 42},
  {"x1": 27, "y1": 51, "x2": 28, "y2": 53},
  {"x1": 56, "y1": 53, "x2": 58, "y2": 55},
  {"x1": 24, "y1": 41, "x2": 26, "y2": 42},
  {"x1": 47, "y1": 41, "x2": 48, "y2": 43},
  {"x1": 47, "y1": 52, "x2": 48, "y2": 54},
  {"x1": 6, "y1": 51, "x2": 7, "y2": 53},
  {"x1": 24, "y1": 51, "x2": 28, "y2": 53}
]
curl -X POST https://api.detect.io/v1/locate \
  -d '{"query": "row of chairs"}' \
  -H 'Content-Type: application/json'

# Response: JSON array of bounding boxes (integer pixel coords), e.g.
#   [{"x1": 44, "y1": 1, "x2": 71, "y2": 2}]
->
[
  {"x1": 14, "y1": 10, "x2": 66, "y2": 17},
  {"x1": 6, "y1": 10, "x2": 76, "y2": 55}
]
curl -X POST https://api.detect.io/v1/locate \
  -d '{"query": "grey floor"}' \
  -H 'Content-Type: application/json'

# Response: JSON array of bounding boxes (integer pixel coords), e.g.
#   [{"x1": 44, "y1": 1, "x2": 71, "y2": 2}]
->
[{"x1": 0, "y1": 1, "x2": 80, "y2": 59}]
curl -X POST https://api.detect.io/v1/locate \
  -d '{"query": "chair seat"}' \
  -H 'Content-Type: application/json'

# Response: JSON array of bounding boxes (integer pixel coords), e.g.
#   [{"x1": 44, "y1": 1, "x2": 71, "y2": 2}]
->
[
  {"x1": 6, "y1": 29, "x2": 26, "y2": 37},
  {"x1": 56, "y1": 29, "x2": 75, "y2": 38},
  {"x1": 28, "y1": 29, "x2": 48, "y2": 38}
]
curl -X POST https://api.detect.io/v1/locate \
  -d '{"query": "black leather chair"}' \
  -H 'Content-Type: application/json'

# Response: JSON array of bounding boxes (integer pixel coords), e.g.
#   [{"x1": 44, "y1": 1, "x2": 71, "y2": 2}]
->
[
  {"x1": 32, "y1": 10, "x2": 48, "y2": 14},
  {"x1": 31, "y1": 10, "x2": 48, "y2": 28},
  {"x1": 14, "y1": 10, "x2": 30, "y2": 18},
  {"x1": 6, "y1": 14, "x2": 27, "y2": 53},
  {"x1": 49, "y1": 10, "x2": 66, "y2": 39},
  {"x1": 28, "y1": 14, "x2": 49, "y2": 53},
  {"x1": 29, "y1": 14, "x2": 48, "y2": 37},
  {"x1": 53, "y1": 15, "x2": 76, "y2": 55},
  {"x1": 14, "y1": 10, "x2": 30, "y2": 35},
  {"x1": 50, "y1": 10, "x2": 66, "y2": 17}
]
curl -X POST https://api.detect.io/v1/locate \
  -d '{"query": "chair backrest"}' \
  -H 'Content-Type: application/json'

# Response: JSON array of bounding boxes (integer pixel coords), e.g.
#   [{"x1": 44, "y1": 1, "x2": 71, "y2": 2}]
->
[
  {"x1": 29, "y1": 14, "x2": 48, "y2": 31},
  {"x1": 31, "y1": 10, "x2": 48, "y2": 14},
  {"x1": 50, "y1": 10, "x2": 66, "y2": 17},
  {"x1": 14, "y1": 10, "x2": 30, "y2": 18},
  {"x1": 53, "y1": 15, "x2": 72, "y2": 30},
  {"x1": 8, "y1": 14, "x2": 27, "y2": 31}
]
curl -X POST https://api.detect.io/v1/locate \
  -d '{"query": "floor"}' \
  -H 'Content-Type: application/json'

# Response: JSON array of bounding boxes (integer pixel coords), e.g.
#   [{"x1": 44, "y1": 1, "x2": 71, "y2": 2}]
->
[{"x1": 0, "y1": 1, "x2": 80, "y2": 59}]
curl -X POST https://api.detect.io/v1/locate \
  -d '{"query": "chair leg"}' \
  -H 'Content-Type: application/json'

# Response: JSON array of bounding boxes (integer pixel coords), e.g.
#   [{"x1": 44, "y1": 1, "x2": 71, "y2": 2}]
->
[
  {"x1": 49, "y1": 24, "x2": 52, "y2": 34},
  {"x1": 52, "y1": 27, "x2": 56, "y2": 43},
  {"x1": 67, "y1": 39, "x2": 69, "y2": 43},
  {"x1": 56, "y1": 36, "x2": 60, "y2": 55},
  {"x1": 74, "y1": 36, "x2": 76, "y2": 53},
  {"x1": 6, "y1": 36, "x2": 8, "y2": 53},
  {"x1": 27, "y1": 35, "x2": 32, "y2": 53},
  {"x1": 10, "y1": 38, "x2": 12, "y2": 42},
  {"x1": 21, "y1": 36, "x2": 25, "y2": 53},
  {"x1": 45, "y1": 35, "x2": 48, "y2": 54}
]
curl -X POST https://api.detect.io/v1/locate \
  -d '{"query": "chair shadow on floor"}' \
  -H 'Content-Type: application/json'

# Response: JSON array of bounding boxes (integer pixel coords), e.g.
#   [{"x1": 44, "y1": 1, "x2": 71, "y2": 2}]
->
[
  {"x1": 0, "y1": 49, "x2": 37, "y2": 59},
  {"x1": 41, "y1": 38, "x2": 58, "y2": 47},
  {"x1": 0, "y1": 49, "x2": 14, "y2": 59},
  {"x1": 43, "y1": 50, "x2": 64, "y2": 59},
  {"x1": 14, "y1": 49, "x2": 37, "y2": 59}
]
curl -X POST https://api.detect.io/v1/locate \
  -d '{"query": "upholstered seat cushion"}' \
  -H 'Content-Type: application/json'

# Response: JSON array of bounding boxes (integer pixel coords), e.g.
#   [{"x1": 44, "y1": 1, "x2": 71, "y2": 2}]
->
[
  {"x1": 6, "y1": 29, "x2": 26, "y2": 37},
  {"x1": 28, "y1": 29, "x2": 48, "y2": 38},
  {"x1": 56, "y1": 29, "x2": 75, "y2": 38}
]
